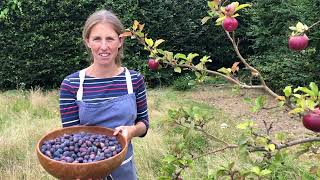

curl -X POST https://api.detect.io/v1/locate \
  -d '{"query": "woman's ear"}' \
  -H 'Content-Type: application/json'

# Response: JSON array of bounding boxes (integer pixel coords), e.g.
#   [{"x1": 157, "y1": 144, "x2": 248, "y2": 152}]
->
[
  {"x1": 118, "y1": 36, "x2": 124, "y2": 48},
  {"x1": 85, "y1": 38, "x2": 91, "y2": 48}
]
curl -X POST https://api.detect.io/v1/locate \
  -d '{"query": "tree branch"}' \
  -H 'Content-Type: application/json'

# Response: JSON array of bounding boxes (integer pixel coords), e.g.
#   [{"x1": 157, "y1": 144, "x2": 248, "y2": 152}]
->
[
  {"x1": 175, "y1": 121, "x2": 231, "y2": 146},
  {"x1": 308, "y1": 19, "x2": 320, "y2": 30},
  {"x1": 193, "y1": 145, "x2": 238, "y2": 160},
  {"x1": 225, "y1": 31, "x2": 280, "y2": 99},
  {"x1": 250, "y1": 137, "x2": 320, "y2": 152}
]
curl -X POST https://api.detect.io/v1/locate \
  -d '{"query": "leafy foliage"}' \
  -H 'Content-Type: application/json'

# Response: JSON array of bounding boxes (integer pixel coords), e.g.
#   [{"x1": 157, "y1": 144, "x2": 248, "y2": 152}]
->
[
  {"x1": 0, "y1": 0, "x2": 142, "y2": 89},
  {"x1": 246, "y1": 0, "x2": 320, "y2": 91}
]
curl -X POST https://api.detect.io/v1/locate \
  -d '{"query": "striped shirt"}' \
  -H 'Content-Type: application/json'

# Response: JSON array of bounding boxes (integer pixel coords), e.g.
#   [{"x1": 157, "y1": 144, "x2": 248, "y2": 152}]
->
[{"x1": 59, "y1": 69, "x2": 149, "y2": 132}]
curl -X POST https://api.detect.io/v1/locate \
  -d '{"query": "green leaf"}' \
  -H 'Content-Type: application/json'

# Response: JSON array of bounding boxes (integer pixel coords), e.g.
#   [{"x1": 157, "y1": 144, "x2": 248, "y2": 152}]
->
[
  {"x1": 200, "y1": 55, "x2": 211, "y2": 63},
  {"x1": 231, "y1": 14, "x2": 240, "y2": 18},
  {"x1": 275, "y1": 132, "x2": 286, "y2": 142},
  {"x1": 195, "y1": 71, "x2": 201, "y2": 78},
  {"x1": 239, "y1": 144, "x2": 249, "y2": 161},
  {"x1": 217, "y1": 67, "x2": 231, "y2": 76},
  {"x1": 253, "y1": 96, "x2": 265, "y2": 112},
  {"x1": 174, "y1": 53, "x2": 187, "y2": 60},
  {"x1": 135, "y1": 31, "x2": 144, "y2": 38},
  {"x1": 251, "y1": 166, "x2": 261, "y2": 174},
  {"x1": 145, "y1": 38, "x2": 154, "y2": 47},
  {"x1": 293, "y1": 93, "x2": 302, "y2": 99},
  {"x1": 289, "y1": 26, "x2": 296, "y2": 31},
  {"x1": 183, "y1": 128, "x2": 190, "y2": 139},
  {"x1": 283, "y1": 86, "x2": 292, "y2": 97},
  {"x1": 306, "y1": 99, "x2": 316, "y2": 110},
  {"x1": 294, "y1": 87, "x2": 315, "y2": 97},
  {"x1": 208, "y1": 1, "x2": 218, "y2": 10},
  {"x1": 235, "y1": 4, "x2": 252, "y2": 12},
  {"x1": 261, "y1": 169, "x2": 272, "y2": 176},
  {"x1": 237, "y1": 121, "x2": 253, "y2": 130},
  {"x1": 288, "y1": 107, "x2": 304, "y2": 114},
  {"x1": 132, "y1": 20, "x2": 139, "y2": 30},
  {"x1": 268, "y1": 144, "x2": 276, "y2": 152},
  {"x1": 163, "y1": 155, "x2": 176, "y2": 164},
  {"x1": 256, "y1": 137, "x2": 268, "y2": 146},
  {"x1": 153, "y1": 39, "x2": 165, "y2": 48},
  {"x1": 215, "y1": 16, "x2": 226, "y2": 25},
  {"x1": 187, "y1": 53, "x2": 199, "y2": 61},
  {"x1": 178, "y1": 60, "x2": 185, "y2": 65},
  {"x1": 216, "y1": 169, "x2": 229, "y2": 177},
  {"x1": 295, "y1": 22, "x2": 308, "y2": 33},
  {"x1": 243, "y1": 97, "x2": 253, "y2": 104},
  {"x1": 174, "y1": 67, "x2": 182, "y2": 73},
  {"x1": 201, "y1": 16, "x2": 211, "y2": 25},
  {"x1": 309, "y1": 82, "x2": 319, "y2": 97},
  {"x1": 195, "y1": 63, "x2": 204, "y2": 70},
  {"x1": 228, "y1": 162, "x2": 235, "y2": 170}
]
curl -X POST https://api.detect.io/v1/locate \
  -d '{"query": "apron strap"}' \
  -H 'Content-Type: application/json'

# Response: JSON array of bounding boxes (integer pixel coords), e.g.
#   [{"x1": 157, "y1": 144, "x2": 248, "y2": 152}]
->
[
  {"x1": 77, "y1": 68, "x2": 132, "y2": 100},
  {"x1": 121, "y1": 155, "x2": 133, "y2": 166},
  {"x1": 125, "y1": 68, "x2": 133, "y2": 94},
  {"x1": 77, "y1": 69, "x2": 86, "y2": 101}
]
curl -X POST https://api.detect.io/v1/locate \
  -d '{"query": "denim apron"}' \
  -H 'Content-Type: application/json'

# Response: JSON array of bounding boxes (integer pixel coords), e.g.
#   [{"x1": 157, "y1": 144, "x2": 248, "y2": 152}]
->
[{"x1": 76, "y1": 68, "x2": 137, "y2": 180}]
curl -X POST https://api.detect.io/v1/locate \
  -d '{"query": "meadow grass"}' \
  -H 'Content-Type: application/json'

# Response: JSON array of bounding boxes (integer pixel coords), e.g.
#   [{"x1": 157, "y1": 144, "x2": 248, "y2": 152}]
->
[{"x1": 0, "y1": 87, "x2": 314, "y2": 180}]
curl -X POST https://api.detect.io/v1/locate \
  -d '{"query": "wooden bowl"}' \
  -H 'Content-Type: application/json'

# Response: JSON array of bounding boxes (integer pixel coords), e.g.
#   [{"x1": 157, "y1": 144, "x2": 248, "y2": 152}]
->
[{"x1": 36, "y1": 126, "x2": 128, "y2": 180}]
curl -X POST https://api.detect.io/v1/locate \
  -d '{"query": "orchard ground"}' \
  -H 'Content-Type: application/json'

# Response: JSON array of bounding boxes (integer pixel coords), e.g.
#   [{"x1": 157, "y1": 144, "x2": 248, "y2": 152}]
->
[
  {"x1": 189, "y1": 85, "x2": 310, "y2": 136},
  {"x1": 0, "y1": 84, "x2": 316, "y2": 179}
]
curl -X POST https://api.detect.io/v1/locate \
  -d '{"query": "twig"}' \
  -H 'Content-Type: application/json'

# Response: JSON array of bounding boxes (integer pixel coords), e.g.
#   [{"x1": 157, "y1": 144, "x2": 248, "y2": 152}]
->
[
  {"x1": 250, "y1": 137, "x2": 320, "y2": 152},
  {"x1": 225, "y1": 31, "x2": 280, "y2": 99},
  {"x1": 263, "y1": 120, "x2": 273, "y2": 136},
  {"x1": 308, "y1": 20, "x2": 320, "y2": 30},
  {"x1": 192, "y1": 145, "x2": 238, "y2": 160},
  {"x1": 175, "y1": 121, "x2": 231, "y2": 145}
]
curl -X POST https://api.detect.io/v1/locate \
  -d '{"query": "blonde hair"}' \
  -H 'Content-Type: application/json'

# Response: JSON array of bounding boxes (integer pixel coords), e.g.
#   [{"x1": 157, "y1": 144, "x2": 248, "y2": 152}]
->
[{"x1": 82, "y1": 9, "x2": 124, "y2": 66}]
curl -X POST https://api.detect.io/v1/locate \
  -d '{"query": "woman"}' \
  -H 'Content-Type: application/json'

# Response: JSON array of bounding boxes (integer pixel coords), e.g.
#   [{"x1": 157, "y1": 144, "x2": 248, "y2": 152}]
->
[{"x1": 59, "y1": 9, "x2": 149, "y2": 179}]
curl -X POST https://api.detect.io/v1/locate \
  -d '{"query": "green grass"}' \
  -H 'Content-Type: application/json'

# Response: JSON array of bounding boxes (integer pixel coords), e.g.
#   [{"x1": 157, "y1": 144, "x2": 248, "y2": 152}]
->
[{"x1": 0, "y1": 87, "x2": 316, "y2": 180}]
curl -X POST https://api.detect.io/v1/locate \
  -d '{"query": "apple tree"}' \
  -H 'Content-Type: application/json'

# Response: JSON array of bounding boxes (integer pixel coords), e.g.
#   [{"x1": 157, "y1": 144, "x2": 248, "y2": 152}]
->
[{"x1": 122, "y1": 0, "x2": 320, "y2": 179}]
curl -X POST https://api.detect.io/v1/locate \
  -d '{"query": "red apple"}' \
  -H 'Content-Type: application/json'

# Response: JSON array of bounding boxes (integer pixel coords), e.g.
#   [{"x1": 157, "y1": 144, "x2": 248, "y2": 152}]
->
[
  {"x1": 224, "y1": 4, "x2": 236, "y2": 16},
  {"x1": 303, "y1": 110, "x2": 320, "y2": 132},
  {"x1": 222, "y1": 17, "x2": 238, "y2": 32},
  {"x1": 288, "y1": 34, "x2": 309, "y2": 51},
  {"x1": 148, "y1": 59, "x2": 159, "y2": 70}
]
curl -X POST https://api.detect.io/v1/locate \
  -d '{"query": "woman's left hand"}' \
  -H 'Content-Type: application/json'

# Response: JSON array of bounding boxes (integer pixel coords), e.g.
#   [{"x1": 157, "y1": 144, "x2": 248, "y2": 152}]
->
[
  {"x1": 113, "y1": 126, "x2": 136, "y2": 142},
  {"x1": 113, "y1": 122, "x2": 147, "y2": 142}
]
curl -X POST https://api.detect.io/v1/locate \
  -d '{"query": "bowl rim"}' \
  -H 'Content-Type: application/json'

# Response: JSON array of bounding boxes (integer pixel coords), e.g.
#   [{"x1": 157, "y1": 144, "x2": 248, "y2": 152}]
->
[{"x1": 36, "y1": 125, "x2": 128, "y2": 166}]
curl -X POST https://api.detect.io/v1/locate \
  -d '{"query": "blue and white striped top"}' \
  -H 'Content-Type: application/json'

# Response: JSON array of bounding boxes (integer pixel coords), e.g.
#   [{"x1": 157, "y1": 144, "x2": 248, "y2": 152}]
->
[{"x1": 59, "y1": 69, "x2": 149, "y2": 131}]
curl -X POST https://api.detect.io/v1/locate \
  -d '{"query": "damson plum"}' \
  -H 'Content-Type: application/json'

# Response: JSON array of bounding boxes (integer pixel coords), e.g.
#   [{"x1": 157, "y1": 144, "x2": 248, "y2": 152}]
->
[{"x1": 40, "y1": 131, "x2": 123, "y2": 163}]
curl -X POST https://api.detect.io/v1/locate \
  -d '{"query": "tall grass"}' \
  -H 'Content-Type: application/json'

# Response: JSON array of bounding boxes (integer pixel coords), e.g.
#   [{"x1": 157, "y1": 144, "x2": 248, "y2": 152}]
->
[{"x1": 0, "y1": 89, "x2": 59, "y2": 179}]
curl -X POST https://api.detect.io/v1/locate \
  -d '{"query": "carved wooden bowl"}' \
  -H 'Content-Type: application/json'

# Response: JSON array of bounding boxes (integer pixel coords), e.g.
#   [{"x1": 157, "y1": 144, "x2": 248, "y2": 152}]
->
[{"x1": 36, "y1": 126, "x2": 128, "y2": 180}]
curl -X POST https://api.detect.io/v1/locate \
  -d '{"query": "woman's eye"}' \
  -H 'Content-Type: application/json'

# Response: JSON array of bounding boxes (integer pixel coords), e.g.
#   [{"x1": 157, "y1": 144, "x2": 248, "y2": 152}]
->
[{"x1": 92, "y1": 37, "x2": 101, "y2": 41}]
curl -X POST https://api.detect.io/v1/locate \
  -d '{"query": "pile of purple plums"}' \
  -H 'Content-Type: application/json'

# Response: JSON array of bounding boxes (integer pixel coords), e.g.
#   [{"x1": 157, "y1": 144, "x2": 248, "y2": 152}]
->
[{"x1": 40, "y1": 132, "x2": 122, "y2": 163}]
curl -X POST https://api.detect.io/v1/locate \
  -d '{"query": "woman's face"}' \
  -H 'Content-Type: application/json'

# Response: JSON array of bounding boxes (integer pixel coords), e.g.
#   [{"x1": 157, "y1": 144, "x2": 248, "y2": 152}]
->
[{"x1": 85, "y1": 22, "x2": 123, "y2": 66}]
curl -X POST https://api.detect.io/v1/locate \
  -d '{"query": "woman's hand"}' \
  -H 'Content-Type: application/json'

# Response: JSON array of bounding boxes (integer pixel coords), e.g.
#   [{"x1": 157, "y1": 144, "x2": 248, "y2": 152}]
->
[
  {"x1": 113, "y1": 125, "x2": 135, "y2": 142},
  {"x1": 113, "y1": 122, "x2": 147, "y2": 142}
]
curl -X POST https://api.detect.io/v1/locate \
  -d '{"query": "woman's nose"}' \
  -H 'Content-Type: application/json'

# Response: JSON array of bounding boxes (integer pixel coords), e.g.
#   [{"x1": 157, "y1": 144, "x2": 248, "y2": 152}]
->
[{"x1": 101, "y1": 40, "x2": 108, "y2": 50}]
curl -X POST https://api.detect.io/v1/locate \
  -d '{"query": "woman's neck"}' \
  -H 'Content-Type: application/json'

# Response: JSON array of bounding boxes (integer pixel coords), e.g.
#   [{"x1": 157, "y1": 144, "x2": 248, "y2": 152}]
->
[{"x1": 86, "y1": 64, "x2": 123, "y2": 78}]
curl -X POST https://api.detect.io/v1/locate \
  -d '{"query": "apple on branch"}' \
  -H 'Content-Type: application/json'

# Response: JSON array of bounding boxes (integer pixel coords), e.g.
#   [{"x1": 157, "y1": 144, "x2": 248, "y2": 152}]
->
[
  {"x1": 303, "y1": 108, "x2": 320, "y2": 132},
  {"x1": 224, "y1": 3, "x2": 236, "y2": 16},
  {"x1": 288, "y1": 34, "x2": 309, "y2": 51},
  {"x1": 148, "y1": 58, "x2": 160, "y2": 71},
  {"x1": 288, "y1": 22, "x2": 309, "y2": 51},
  {"x1": 223, "y1": 17, "x2": 238, "y2": 32}
]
